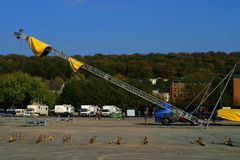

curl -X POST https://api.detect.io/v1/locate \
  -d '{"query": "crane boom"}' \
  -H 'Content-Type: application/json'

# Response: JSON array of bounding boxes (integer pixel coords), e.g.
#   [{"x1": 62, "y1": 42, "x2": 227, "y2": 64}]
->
[{"x1": 13, "y1": 29, "x2": 206, "y2": 126}]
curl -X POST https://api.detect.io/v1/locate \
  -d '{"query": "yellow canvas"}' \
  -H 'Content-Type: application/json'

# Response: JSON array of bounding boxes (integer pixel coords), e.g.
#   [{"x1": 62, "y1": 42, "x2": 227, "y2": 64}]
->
[
  {"x1": 217, "y1": 109, "x2": 240, "y2": 121},
  {"x1": 68, "y1": 57, "x2": 84, "y2": 72},
  {"x1": 27, "y1": 36, "x2": 51, "y2": 57}
]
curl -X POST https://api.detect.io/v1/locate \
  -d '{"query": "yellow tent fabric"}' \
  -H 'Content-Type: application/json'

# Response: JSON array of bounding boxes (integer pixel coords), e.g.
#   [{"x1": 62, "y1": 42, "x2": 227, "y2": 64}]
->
[
  {"x1": 217, "y1": 109, "x2": 240, "y2": 121},
  {"x1": 27, "y1": 36, "x2": 51, "y2": 57},
  {"x1": 68, "y1": 57, "x2": 84, "y2": 72}
]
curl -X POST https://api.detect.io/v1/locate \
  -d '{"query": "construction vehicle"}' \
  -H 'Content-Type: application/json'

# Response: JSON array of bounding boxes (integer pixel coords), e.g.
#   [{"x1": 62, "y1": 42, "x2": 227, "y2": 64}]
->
[
  {"x1": 154, "y1": 102, "x2": 176, "y2": 125},
  {"x1": 153, "y1": 102, "x2": 200, "y2": 125},
  {"x1": 13, "y1": 29, "x2": 206, "y2": 126}
]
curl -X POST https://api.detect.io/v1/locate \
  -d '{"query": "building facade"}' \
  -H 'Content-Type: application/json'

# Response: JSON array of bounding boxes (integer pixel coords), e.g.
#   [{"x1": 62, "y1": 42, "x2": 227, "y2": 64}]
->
[
  {"x1": 170, "y1": 79, "x2": 203, "y2": 102},
  {"x1": 233, "y1": 75, "x2": 240, "y2": 107},
  {"x1": 171, "y1": 76, "x2": 239, "y2": 108},
  {"x1": 170, "y1": 80, "x2": 188, "y2": 102}
]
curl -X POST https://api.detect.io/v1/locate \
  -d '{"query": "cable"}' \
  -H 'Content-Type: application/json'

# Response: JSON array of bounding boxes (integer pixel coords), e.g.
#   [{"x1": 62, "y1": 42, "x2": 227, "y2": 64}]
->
[
  {"x1": 206, "y1": 64, "x2": 237, "y2": 128},
  {"x1": 191, "y1": 78, "x2": 214, "y2": 113},
  {"x1": 184, "y1": 81, "x2": 212, "y2": 110},
  {"x1": 191, "y1": 67, "x2": 236, "y2": 115}
]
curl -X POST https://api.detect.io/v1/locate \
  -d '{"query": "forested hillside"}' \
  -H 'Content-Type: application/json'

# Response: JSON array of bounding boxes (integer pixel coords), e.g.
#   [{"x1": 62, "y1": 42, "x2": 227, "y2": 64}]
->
[{"x1": 0, "y1": 51, "x2": 240, "y2": 111}]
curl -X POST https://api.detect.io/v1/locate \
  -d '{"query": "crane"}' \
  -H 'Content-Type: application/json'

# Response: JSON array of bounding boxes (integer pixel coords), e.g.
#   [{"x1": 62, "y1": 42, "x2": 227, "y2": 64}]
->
[{"x1": 13, "y1": 29, "x2": 206, "y2": 126}]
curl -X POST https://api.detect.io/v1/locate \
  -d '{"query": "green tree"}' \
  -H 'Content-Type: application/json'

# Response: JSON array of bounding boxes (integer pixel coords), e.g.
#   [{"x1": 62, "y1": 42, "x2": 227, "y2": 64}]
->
[{"x1": 0, "y1": 72, "x2": 55, "y2": 109}]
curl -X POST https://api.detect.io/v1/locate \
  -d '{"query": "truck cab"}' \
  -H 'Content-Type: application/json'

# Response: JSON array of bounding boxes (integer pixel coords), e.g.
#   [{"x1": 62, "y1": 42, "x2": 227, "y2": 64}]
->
[
  {"x1": 154, "y1": 102, "x2": 175, "y2": 125},
  {"x1": 154, "y1": 102, "x2": 199, "y2": 125}
]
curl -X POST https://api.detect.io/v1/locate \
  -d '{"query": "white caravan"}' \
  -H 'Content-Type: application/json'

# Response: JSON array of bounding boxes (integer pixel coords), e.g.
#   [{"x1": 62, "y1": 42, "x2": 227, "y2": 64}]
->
[
  {"x1": 80, "y1": 105, "x2": 99, "y2": 117},
  {"x1": 27, "y1": 104, "x2": 49, "y2": 116},
  {"x1": 101, "y1": 105, "x2": 121, "y2": 117},
  {"x1": 15, "y1": 109, "x2": 38, "y2": 117},
  {"x1": 54, "y1": 104, "x2": 75, "y2": 116}
]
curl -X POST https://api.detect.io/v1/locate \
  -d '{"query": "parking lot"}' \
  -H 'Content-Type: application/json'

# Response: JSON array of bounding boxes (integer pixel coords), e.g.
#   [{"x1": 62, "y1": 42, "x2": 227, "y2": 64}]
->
[{"x1": 0, "y1": 117, "x2": 240, "y2": 160}]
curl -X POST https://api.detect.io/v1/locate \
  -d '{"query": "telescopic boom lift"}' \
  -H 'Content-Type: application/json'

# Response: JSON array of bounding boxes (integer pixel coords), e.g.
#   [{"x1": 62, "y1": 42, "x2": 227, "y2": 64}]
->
[{"x1": 13, "y1": 29, "x2": 206, "y2": 126}]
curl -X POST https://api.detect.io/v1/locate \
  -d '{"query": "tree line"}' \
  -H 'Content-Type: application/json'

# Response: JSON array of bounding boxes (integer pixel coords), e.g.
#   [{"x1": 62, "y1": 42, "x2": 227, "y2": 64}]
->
[{"x1": 0, "y1": 51, "x2": 240, "y2": 111}]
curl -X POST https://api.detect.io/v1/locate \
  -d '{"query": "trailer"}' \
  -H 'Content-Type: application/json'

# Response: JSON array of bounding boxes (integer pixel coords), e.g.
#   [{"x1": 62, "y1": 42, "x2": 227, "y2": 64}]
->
[
  {"x1": 80, "y1": 105, "x2": 99, "y2": 117},
  {"x1": 101, "y1": 105, "x2": 121, "y2": 117},
  {"x1": 27, "y1": 104, "x2": 49, "y2": 116},
  {"x1": 15, "y1": 109, "x2": 39, "y2": 117},
  {"x1": 54, "y1": 104, "x2": 75, "y2": 117}
]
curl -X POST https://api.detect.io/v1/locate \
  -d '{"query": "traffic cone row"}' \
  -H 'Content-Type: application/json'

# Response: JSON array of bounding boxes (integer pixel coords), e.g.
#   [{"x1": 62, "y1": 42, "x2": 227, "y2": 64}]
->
[
  {"x1": 5, "y1": 133, "x2": 132, "y2": 145},
  {"x1": 191, "y1": 136, "x2": 236, "y2": 147},
  {"x1": 108, "y1": 136, "x2": 148, "y2": 145},
  {"x1": 8, "y1": 133, "x2": 22, "y2": 143},
  {"x1": 4, "y1": 133, "x2": 237, "y2": 147},
  {"x1": 35, "y1": 134, "x2": 55, "y2": 143}
]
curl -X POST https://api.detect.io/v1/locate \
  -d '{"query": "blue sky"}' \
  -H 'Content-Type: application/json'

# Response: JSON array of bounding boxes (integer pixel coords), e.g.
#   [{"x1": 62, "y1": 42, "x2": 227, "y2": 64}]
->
[{"x1": 0, "y1": 0, "x2": 240, "y2": 56}]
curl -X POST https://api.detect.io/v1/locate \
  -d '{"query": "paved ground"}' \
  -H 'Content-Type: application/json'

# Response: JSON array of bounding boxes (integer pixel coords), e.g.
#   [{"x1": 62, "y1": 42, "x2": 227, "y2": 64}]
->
[{"x1": 0, "y1": 117, "x2": 240, "y2": 160}]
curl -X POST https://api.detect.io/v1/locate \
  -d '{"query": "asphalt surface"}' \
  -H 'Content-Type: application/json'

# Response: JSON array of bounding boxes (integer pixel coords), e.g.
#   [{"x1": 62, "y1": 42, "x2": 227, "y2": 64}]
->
[{"x1": 0, "y1": 117, "x2": 239, "y2": 160}]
